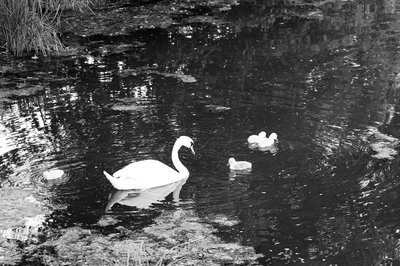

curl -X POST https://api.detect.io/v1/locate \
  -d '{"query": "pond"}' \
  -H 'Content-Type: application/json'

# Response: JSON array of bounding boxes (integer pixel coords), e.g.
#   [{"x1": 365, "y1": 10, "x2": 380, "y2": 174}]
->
[{"x1": 2, "y1": 0, "x2": 400, "y2": 265}]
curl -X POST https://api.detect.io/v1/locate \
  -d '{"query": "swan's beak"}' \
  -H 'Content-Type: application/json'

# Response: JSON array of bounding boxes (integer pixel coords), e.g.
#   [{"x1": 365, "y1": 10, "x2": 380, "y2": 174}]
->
[{"x1": 190, "y1": 146, "x2": 195, "y2": 155}]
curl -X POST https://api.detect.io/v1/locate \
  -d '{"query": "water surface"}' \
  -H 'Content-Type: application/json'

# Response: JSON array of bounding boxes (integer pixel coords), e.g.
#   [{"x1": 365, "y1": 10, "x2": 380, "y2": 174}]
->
[{"x1": 2, "y1": 0, "x2": 400, "y2": 264}]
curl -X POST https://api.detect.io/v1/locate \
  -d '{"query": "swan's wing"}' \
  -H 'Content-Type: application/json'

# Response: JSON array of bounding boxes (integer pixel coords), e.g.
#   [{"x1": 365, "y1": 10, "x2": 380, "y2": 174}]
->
[
  {"x1": 112, "y1": 160, "x2": 182, "y2": 189},
  {"x1": 114, "y1": 160, "x2": 176, "y2": 177}
]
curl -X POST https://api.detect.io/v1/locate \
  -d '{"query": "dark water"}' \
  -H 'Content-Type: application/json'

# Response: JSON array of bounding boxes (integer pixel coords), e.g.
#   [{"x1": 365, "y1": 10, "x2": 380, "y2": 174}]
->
[{"x1": 2, "y1": 0, "x2": 400, "y2": 264}]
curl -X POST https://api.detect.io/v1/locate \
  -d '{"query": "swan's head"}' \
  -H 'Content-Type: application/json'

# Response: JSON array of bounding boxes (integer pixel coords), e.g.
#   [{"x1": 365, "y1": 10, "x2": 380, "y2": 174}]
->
[
  {"x1": 177, "y1": 136, "x2": 195, "y2": 154},
  {"x1": 269, "y1": 133, "x2": 278, "y2": 141},
  {"x1": 258, "y1": 131, "x2": 267, "y2": 138},
  {"x1": 228, "y1": 158, "x2": 236, "y2": 165}
]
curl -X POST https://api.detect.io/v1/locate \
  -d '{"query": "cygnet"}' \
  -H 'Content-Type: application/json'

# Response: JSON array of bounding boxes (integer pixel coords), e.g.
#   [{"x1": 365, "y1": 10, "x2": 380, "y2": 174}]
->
[
  {"x1": 257, "y1": 133, "x2": 278, "y2": 148},
  {"x1": 227, "y1": 158, "x2": 252, "y2": 171},
  {"x1": 247, "y1": 131, "x2": 266, "y2": 144}
]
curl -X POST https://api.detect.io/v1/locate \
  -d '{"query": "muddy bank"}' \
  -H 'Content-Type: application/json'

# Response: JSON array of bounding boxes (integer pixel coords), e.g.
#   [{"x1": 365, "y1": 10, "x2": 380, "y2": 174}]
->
[
  {"x1": 12, "y1": 209, "x2": 262, "y2": 265},
  {"x1": 1, "y1": 198, "x2": 263, "y2": 265}
]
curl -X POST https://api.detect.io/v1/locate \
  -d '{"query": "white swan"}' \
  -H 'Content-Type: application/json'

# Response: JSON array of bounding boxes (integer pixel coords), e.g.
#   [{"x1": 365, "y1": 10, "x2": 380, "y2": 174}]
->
[
  {"x1": 103, "y1": 136, "x2": 195, "y2": 190},
  {"x1": 227, "y1": 158, "x2": 252, "y2": 171},
  {"x1": 247, "y1": 131, "x2": 266, "y2": 144},
  {"x1": 257, "y1": 133, "x2": 278, "y2": 148}
]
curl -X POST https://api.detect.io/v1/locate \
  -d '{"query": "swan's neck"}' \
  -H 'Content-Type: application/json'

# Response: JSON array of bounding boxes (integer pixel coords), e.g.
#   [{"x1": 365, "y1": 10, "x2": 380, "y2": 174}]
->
[{"x1": 172, "y1": 143, "x2": 189, "y2": 176}]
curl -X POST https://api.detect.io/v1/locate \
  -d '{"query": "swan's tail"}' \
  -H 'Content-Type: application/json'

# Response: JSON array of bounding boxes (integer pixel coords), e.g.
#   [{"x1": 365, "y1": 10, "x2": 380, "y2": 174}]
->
[{"x1": 103, "y1": 171, "x2": 119, "y2": 189}]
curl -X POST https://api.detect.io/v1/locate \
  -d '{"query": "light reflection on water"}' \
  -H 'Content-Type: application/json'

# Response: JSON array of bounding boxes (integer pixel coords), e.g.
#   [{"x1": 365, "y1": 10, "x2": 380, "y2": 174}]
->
[{"x1": 2, "y1": 0, "x2": 400, "y2": 264}]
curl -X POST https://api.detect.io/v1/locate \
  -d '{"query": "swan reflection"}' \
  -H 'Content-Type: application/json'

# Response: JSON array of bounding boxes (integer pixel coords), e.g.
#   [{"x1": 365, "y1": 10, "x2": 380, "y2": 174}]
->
[{"x1": 105, "y1": 179, "x2": 187, "y2": 210}]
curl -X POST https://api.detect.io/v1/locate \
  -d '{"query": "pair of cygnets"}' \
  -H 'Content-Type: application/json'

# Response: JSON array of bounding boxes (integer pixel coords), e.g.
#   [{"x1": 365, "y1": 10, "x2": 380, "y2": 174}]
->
[
  {"x1": 104, "y1": 132, "x2": 277, "y2": 190},
  {"x1": 247, "y1": 131, "x2": 278, "y2": 148},
  {"x1": 228, "y1": 131, "x2": 278, "y2": 171}
]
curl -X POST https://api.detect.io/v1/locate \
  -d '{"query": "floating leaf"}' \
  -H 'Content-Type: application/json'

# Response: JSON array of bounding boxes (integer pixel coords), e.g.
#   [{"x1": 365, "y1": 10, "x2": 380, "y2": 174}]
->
[
  {"x1": 43, "y1": 169, "x2": 65, "y2": 180},
  {"x1": 110, "y1": 103, "x2": 152, "y2": 112},
  {"x1": 205, "y1": 104, "x2": 231, "y2": 113}
]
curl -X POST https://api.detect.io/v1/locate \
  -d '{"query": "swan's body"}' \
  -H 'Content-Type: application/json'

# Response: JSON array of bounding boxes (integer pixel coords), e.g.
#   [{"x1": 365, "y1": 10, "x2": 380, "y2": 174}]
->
[
  {"x1": 103, "y1": 136, "x2": 194, "y2": 190},
  {"x1": 228, "y1": 158, "x2": 252, "y2": 171},
  {"x1": 247, "y1": 131, "x2": 267, "y2": 144},
  {"x1": 257, "y1": 133, "x2": 278, "y2": 148}
]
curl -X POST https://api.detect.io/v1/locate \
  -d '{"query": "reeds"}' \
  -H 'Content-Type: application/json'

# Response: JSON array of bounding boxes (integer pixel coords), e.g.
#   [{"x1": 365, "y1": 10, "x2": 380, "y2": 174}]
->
[
  {"x1": 45, "y1": 0, "x2": 96, "y2": 12},
  {"x1": 0, "y1": 0, "x2": 95, "y2": 57},
  {"x1": 0, "y1": 0, "x2": 63, "y2": 56}
]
